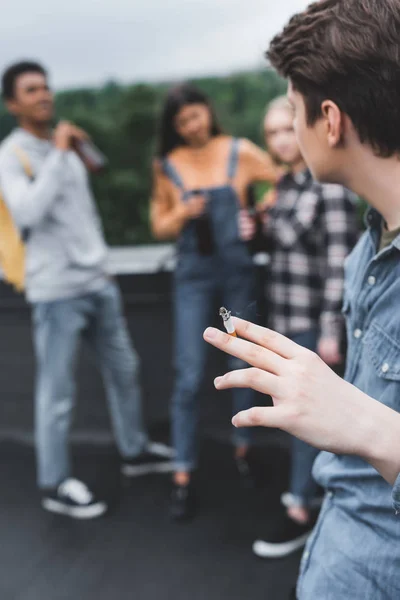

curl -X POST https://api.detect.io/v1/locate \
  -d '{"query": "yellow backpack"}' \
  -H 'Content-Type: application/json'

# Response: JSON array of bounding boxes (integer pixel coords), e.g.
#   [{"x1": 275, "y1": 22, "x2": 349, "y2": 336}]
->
[{"x1": 0, "y1": 147, "x2": 33, "y2": 293}]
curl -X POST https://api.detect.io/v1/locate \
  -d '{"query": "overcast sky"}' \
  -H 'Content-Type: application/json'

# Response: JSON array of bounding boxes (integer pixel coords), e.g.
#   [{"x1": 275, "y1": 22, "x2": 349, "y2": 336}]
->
[{"x1": 0, "y1": 0, "x2": 310, "y2": 90}]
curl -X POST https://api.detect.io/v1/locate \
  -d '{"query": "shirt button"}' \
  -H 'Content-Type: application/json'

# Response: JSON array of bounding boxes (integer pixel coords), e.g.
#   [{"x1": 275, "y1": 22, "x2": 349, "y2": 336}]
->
[
  {"x1": 303, "y1": 551, "x2": 310, "y2": 560},
  {"x1": 354, "y1": 329, "x2": 363, "y2": 339},
  {"x1": 382, "y1": 363, "x2": 390, "y2": 374},
  {"x1": 327, "y1": 491, "x2": 334, "y2": 498},
  {"x1": 368, "y1": 276, "x2": 376, "y2": 286}
]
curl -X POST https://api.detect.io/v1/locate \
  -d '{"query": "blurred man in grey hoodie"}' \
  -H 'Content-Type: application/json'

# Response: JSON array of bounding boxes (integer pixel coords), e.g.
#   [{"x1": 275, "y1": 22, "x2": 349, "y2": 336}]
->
[{"x1": 0, "y1": 61, "x2": 173, "y2": 519}]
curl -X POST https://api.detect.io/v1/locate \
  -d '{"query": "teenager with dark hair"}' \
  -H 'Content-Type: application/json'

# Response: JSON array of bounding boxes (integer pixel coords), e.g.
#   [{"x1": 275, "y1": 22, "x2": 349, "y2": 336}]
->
[
  {"x1": 241, "y1": 95, "x2": 358, "y2": 558},
  {"x1": 204, "y1": 0, "x2": 400, "y2": 596},
  {"x1": 0, "y1": 62, "x2": 174, "y2": 519},
  {"x1": 1, "y1": 61, "x2": 47, "y2": 102},
  {"x1": 151, "y1": 83, "x2": 280, "y2": 520}
]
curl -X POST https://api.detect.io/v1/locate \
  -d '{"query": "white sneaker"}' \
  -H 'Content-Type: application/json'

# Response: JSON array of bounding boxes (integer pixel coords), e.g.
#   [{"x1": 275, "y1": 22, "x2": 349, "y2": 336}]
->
[
  {"x1": 253, "y1": 514, "x2": 314, "y2": 559},
  {"x1": 41, "y1": 478, "x2": 107, "y2": 519}
]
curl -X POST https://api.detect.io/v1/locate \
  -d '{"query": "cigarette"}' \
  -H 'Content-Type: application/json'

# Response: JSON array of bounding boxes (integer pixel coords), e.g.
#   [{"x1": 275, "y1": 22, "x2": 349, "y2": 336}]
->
[{"x1": 219, "y1": 307, "x2": 237, "y2": 337}]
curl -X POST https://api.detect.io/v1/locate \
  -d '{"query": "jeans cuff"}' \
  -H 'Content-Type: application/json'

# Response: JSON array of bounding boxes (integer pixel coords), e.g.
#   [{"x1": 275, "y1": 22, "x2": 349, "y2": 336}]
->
[
  {"x1": 281, "y1": 492, "x2": 324, "y2": 510},
  {"x1": 174, "y1": 461, "x2": 196, "y2": 473},
  {"x1": 120, "y1": 434, "x2": 149, "y2": 460}
]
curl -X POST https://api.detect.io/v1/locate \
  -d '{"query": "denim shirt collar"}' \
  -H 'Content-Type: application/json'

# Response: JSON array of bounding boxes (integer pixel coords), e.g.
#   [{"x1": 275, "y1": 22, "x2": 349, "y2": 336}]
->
[{"x1": 364, "y1": 207, "x2": 400, "y2": 253}]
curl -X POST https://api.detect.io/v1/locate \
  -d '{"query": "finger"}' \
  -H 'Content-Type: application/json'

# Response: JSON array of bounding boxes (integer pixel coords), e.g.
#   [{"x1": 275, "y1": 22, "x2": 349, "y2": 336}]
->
[
  {"x1": 203, "y1": 328, "x2": 285, "y2": 374},
  {"x1": 231, "y1": 318, "x2": 301, "y2": 359},
  {"x1": 232, "y1": 405, "x2": 288, "y2": 429},
  {"x1": 214, "y1": 367, "x2": 280, "y2": 396}
]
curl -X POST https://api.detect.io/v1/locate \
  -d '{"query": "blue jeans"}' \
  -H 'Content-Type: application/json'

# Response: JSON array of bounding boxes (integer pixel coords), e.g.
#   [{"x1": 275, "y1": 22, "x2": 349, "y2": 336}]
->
[
  {"x1": 288, "y1": 329, "x2": 320, "y2": 508},
  {"x1": 33, "y1": 280, "x2": 148, "y2": 488},
  {"x1": 171, "y1": 271, "x2": 254, "y2": 472}
]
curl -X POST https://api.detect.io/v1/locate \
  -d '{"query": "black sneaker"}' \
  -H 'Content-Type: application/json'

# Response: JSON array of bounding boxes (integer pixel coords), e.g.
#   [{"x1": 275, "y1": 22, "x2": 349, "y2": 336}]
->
[
  {"x1": 41, "y1": 478, "x2": 107, "y2": 519},
  {"x1": 170, "y1": 482, "x2": 196, "y2": 521},
  {"x1": 121, "y1": 442, "x2": 175, "y2": 477},
  {"x1": 252, "y1": 514, "x2": 315, "y2": 559}
]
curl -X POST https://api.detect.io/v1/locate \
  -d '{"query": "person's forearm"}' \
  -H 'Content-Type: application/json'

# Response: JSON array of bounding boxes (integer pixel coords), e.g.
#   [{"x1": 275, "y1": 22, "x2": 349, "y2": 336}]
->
[
  {"x1": 252, "y1": 159, "x2": 282, "y2": 185},
  {"x1": 1, "y1": 149, "x2": 66, "y2": 229},
  {"x1": 151, "y1": 204, "x2": 188, "y2": 240},
  {"x1": 241, "y1": 141, "x2": 282, "y2": 185},
  {"x1": 359, "y1": 398, "x2": 400, "y2": 485}
]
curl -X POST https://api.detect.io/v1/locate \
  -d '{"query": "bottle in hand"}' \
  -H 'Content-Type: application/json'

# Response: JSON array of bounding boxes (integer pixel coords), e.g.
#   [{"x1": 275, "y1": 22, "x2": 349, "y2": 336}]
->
[
  {"x1": 192, "y1": 191, "x2": 214, "y2": 256},
  {"x1": 73, "y1": 139, "x2": 108, "y2": 174}
]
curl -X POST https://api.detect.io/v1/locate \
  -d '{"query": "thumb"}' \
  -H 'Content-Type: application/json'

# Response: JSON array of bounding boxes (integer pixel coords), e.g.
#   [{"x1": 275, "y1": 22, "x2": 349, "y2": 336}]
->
[{"x1": 232, "y1": 405, "x2": 288, "y2": 429}]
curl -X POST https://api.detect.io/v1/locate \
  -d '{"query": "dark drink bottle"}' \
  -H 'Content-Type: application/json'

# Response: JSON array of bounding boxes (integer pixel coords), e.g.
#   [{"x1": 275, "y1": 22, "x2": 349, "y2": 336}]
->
[
  {"x1": 73, "y1": 139, "x2": 108, "y2": 174},
  {"x1": 192, "y1": 191, "x2": 214, "y2": 256},
  {"x1": 245, "y1": 184, "x2": 266, "y2": 254}
]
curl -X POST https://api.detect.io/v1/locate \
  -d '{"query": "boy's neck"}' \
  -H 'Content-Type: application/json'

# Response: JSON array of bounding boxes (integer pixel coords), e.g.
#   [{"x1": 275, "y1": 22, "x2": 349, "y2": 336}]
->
[
  {"x1": 291, "y1": 159, "x2": 307, "y2": 174},
  {"x1": 343, "y1": 149, "x2": 400, "y2": 231},
  {"x1": 19, "y1": 119, "x2": 52, "y2": 141}
]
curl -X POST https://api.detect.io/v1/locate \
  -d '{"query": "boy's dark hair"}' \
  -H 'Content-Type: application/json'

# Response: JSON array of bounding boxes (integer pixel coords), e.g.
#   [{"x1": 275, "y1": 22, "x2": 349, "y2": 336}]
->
[
  {"x1": 2, "y1": 61, "x2": 47, "y2": 101},
  {"x1": 267, "y1": 0, "x2": 400, "y2": 158},
  {"x1": 157, "y1": 83, "x2": 222, "y2": 157}
]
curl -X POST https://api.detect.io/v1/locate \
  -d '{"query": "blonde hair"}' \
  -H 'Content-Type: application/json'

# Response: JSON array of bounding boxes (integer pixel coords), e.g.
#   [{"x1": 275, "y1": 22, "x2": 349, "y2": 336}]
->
[
  {"x1": 263, "y1": 95, "x2": 296, "y2": 163},
  {"x1": 265, "y1": 95, "x2": 293, "y2": 119}
]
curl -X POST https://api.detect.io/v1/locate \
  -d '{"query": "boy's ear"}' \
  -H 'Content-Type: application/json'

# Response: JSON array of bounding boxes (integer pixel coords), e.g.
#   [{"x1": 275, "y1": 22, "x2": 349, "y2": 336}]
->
[
  {"x1": 5, "y1": 99, "x2": 19, "y2": 117},
  {"x1": 321, "y1": 100, "x2": 344, "y2": 148}
]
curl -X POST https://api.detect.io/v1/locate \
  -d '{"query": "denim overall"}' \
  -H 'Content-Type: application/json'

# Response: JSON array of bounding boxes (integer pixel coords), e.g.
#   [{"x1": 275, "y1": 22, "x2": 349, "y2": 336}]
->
[{"x1": 163, "y1": 138, "x2": 255, "y2": 471}]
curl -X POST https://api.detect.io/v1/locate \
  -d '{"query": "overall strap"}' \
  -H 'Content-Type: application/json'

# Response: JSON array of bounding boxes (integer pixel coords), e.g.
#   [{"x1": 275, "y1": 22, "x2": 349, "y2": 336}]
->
[
  {"x1": 162, "y1": 158, "x2": 185, "y2": 191},
  {"x1": 227, "y1": 138, "x2": 240, "y2": 183}
]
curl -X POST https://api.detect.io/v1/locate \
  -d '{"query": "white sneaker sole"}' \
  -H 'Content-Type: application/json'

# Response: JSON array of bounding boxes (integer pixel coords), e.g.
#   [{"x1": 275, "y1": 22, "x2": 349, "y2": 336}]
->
[
  {"x1": 252, "y1": 533, "x2": 310, "y2": 559},
  {"x1": 42, "y1": 498, "x2": 108, "y2": 519},
  {"x1": 121, "y1": 460, "x2": 175, "y2": 477}
]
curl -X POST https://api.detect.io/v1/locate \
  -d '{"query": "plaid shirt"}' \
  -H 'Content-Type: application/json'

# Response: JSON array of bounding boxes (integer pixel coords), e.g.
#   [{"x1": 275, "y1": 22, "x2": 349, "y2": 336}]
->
[{"x1": 265, "y1": 169, "x2": 359, "y2": 340}]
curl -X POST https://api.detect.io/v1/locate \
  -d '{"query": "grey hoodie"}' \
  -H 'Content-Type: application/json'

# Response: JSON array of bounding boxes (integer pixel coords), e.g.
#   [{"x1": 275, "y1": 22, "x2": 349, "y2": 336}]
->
[{"x1": 0, "y1": 128, "x2": 108, "y2": 302}]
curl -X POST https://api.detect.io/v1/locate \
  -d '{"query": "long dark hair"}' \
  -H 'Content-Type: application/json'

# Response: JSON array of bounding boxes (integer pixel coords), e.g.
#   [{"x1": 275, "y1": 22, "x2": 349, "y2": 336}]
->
[{"x1": 157, "y1": 83, "x2": 222, "y2": 157}]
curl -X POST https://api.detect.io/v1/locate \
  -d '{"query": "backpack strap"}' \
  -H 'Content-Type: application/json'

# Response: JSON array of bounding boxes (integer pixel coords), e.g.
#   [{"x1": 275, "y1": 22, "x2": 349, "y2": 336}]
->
[
  {"x1": 14, "y1": 146, "x2": 34, "y2": 240},
  {"x1": 13, "y1": 146, "x2": 34, "y2": 180}
]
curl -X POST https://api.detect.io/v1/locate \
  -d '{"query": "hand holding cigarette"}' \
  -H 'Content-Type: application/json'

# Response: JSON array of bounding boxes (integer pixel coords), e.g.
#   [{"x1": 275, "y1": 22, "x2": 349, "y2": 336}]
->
[{"x1": 203, "y1": 317, "x2": 400, "y2": 484}]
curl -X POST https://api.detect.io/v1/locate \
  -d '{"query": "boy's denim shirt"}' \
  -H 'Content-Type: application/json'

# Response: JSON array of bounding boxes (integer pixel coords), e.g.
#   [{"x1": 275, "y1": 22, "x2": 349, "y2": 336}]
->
[
  {"x1": 298, "y1": 209, "x2": 400, "y2": 599},
  {"x1": 394, "y1": 472, "x2": 400, "y2": 514}
]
